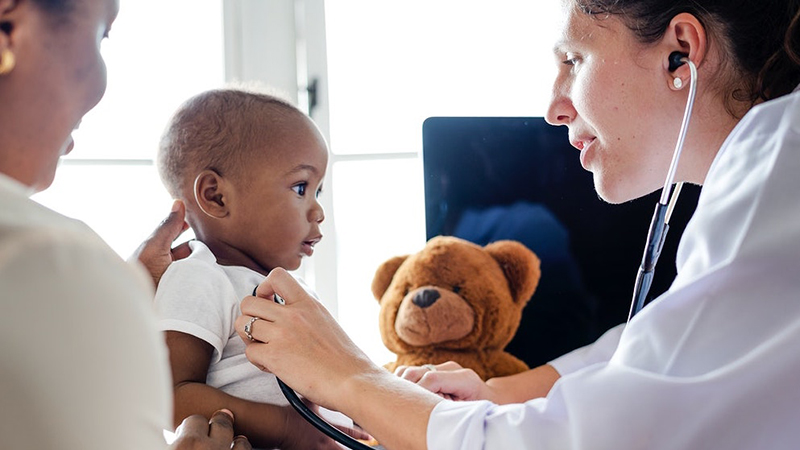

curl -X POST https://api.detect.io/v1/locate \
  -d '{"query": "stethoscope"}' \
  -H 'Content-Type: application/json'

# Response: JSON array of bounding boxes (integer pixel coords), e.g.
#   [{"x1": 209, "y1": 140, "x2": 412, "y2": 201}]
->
[
  {"x1": 264, "y1": 52, "x2": 698, "y2": 450},
  {"x1": 628, "y1": 52, "x2": 698, "y2": 320},
  {"x1": 251, "y1": 287, "x2": 384, "y2": 450}
]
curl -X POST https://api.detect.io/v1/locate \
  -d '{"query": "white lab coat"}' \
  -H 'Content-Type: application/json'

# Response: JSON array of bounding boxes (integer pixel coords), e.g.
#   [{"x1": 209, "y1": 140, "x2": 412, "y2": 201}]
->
[{"x1": 428, "y1": 89, "x2": 800, "y2": 449}]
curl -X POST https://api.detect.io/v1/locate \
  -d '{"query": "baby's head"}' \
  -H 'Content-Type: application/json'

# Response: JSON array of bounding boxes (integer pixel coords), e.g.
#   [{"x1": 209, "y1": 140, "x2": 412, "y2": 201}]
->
[{"x1": 158, "y1": 87, "x2": 329, "y2": 275}]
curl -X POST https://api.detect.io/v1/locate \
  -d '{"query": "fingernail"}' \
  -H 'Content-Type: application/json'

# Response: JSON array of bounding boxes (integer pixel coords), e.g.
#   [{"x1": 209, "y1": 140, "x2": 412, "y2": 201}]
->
[
  {"x1": 219, "y1": 408, "x2": 234, "y2": 419},
  {"x1": 171, "y1": 199, "x2": 181, "y2": 212}
]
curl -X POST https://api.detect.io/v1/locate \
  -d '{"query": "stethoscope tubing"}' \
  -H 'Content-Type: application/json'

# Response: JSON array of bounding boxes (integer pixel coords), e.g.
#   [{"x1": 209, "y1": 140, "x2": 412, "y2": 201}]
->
[{"x1": 628, "y1": 58, "x2": 698, "y2": 320}]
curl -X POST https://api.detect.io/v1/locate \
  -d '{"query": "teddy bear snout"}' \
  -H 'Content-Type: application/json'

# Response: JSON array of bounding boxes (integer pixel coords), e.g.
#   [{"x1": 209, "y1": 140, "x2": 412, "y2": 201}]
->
[{"x1": 412, "y1": 289, "x2": 440, "y2": 308}]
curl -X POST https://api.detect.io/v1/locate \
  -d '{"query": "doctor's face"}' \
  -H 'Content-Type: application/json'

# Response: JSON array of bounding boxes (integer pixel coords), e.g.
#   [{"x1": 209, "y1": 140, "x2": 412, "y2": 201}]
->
[{"x1": 545, "y1": 2, "x2": 686, "y2": 204}]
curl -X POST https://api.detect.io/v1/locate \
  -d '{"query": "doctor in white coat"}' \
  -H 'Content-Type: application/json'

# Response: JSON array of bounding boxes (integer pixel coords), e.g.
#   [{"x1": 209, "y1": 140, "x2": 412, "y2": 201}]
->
[{"x1": 233, "y1": 0, "x2": 800, "y2": 449}]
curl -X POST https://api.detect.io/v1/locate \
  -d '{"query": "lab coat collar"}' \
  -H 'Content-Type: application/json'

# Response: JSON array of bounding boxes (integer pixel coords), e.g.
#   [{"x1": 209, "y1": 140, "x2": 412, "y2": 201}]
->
[{"x1": 673, "y1": 90, "x2": 800, "y2": 288}]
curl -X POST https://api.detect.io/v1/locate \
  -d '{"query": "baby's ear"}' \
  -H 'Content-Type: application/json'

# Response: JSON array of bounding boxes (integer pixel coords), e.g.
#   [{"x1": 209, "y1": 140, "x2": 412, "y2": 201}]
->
[
  {"x1": 193, "y1": 169, "x2": 229, "y2": 219},
  {"x1": 485, "y1": 240, "x2": 541, "y2": 304},
  {"x1": 371, "y1": 255, "x2": 409, "y2": 303}
]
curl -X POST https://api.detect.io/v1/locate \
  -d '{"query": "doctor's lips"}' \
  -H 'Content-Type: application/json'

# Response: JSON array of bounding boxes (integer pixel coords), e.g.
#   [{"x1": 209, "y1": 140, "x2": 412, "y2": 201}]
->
[{"x1": 570, "y1": 136, "x2": 596, "y2": 151}]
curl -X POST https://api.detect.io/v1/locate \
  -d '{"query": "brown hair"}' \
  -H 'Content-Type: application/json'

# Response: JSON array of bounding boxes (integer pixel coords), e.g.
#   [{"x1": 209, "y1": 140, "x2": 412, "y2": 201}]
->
[{"x1": 575, "y1": 0, "x2": 800, "y2": 113}]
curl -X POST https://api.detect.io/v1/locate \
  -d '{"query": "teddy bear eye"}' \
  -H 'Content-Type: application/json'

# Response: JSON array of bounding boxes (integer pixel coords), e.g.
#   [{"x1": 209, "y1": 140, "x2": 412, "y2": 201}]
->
[{"x1": 452, "y1": 285, "x2": 462, "y2": 294}]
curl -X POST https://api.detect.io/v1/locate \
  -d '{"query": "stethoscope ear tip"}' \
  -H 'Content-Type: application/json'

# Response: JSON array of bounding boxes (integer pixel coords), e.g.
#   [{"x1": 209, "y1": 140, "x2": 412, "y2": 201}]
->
[{"x1": 668, "y1": 52, "x2": 689, "y2": 72}]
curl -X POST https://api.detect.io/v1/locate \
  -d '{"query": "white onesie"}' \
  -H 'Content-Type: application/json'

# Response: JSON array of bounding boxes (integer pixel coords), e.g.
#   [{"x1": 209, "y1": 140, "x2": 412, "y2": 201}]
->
[{"x1": 155, "y1": 240, "x2": 315, "y2": 406}]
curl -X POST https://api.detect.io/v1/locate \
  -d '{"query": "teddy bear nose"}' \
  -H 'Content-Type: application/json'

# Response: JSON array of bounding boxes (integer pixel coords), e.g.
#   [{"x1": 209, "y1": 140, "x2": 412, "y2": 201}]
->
[{"x1": 412, "y1": 289, "x2": 440, "y2": 308}]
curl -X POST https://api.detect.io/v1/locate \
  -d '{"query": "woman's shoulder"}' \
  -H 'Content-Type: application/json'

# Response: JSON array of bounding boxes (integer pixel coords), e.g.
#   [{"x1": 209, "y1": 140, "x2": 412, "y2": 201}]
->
[
  {"x1": 0, "y1": 189, "x2": 120, "y2": 269},
  {"x1": 732, "y1": 90, "x2": 799, "y2": 139}
]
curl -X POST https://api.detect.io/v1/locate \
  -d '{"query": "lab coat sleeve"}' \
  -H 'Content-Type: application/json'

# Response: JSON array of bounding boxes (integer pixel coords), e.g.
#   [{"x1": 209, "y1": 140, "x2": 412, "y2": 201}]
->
[
  {"x1": 548, "y1": 323, "x2": 624, "y2": 376},
  {"x1": 429, "y1": 338, "x2": 800, "y2": 450}
]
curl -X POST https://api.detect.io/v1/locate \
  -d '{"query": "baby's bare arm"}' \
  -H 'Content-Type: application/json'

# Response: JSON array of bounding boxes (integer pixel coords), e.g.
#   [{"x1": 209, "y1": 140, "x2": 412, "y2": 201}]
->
[{"x1": 166, "y1": 331, "x2": 345, "y2": 449}]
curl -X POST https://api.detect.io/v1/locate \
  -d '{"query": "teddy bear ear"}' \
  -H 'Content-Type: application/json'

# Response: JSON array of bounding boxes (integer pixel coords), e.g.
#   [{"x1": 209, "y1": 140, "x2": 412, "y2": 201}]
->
[
  {"x1": 371, "y1": 255, "x2": 409, "y2": 302},
  {"x1": 484, "y1": 240, "x2": 541, "y2": 305}
]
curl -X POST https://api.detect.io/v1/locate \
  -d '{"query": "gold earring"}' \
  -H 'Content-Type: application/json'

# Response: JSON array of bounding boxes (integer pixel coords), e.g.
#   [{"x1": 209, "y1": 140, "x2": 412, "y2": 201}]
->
[
  {"x1": 0, "y1": 48, "x2": 15, "y2": 75},
  {"x1": 673, "y1": 77, "x2": 683, "y2": 89}
]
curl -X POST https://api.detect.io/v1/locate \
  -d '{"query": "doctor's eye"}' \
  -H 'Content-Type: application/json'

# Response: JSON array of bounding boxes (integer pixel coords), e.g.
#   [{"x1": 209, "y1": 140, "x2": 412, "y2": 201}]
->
[
  {"x1": 561, "y1": 52, "x2": 581, "y2": 67},
  {"x1": 292, "y1": 182, "x2": 308, "y2": 196}
]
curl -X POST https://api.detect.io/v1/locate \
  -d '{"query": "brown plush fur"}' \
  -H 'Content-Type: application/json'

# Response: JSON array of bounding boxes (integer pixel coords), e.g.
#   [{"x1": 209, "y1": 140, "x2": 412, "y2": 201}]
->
[{"x1": 371, "y1": 236, "x2": 541, "y2": 380}]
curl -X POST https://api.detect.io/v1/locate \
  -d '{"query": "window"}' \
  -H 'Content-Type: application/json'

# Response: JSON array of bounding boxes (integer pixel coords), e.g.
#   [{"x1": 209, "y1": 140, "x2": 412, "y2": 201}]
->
[
  {"x1": 320, "y1": 1, "x2": 562, "y2": 363},
  {"x1": 33, "y1": 0, "x2": 225, "y2": 256}
]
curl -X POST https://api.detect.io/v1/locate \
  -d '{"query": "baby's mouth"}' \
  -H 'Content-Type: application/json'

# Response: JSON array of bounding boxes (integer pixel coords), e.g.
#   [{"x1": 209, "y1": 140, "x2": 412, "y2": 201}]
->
[{"x1": 301, "y1": 236, "x2": 322, "y2": 256}]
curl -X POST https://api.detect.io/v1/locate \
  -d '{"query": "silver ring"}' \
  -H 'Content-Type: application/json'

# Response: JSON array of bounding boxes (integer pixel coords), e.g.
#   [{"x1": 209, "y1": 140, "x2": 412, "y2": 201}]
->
[
  {"x1": 422, "y1": 364, "x2": 437, "y2": 372},
  {"x1": 244, "y1": 316, "x2": 259, "y2": 341}
]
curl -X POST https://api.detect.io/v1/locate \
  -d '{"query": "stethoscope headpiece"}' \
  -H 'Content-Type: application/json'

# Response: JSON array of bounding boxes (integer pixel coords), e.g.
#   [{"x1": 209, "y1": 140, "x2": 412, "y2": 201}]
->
[{"x1": 668, "y1": 51, "x2": 689, "y2": 72}]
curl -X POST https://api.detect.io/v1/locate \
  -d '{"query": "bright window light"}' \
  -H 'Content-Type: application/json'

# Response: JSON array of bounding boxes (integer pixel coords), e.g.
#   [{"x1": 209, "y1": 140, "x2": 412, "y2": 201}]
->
[
  {"x1": 324, "y1": 1, "x2": 562, "y2": 364},
  {"x1": 33, "y1": 0, "x2": 225, "y2": 258}
]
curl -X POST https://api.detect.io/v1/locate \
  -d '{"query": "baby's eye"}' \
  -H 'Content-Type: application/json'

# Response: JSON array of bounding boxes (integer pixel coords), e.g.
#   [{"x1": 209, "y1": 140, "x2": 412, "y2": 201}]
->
[
  {"x1": 315, "y1": 186, "x2": 323, "y2": 199},
  {"x1": 292, "y1": 182, "x2": 308, "y2": 196}
]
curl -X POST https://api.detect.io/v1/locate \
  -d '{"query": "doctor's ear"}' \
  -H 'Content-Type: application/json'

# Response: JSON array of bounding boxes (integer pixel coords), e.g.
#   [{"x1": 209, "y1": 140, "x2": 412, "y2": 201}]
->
[
  {"x1": 662, "y1": 13, "x2": 708, "y2": 88},
  {"x1": 193, "y1": 169, "x2": 229, "y2": 219}
]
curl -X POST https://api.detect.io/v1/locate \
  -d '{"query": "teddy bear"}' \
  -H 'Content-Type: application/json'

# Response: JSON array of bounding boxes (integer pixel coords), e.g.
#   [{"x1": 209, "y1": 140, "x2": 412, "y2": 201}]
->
[{"x1": 371, "y1": 235, "x2": 541, "y2": 380}]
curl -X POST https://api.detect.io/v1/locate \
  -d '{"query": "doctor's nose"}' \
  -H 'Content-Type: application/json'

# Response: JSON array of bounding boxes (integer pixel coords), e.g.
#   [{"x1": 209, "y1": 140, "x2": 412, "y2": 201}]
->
[{"x1": 545, "y1": 85, "x2": 576, "y2": 126}]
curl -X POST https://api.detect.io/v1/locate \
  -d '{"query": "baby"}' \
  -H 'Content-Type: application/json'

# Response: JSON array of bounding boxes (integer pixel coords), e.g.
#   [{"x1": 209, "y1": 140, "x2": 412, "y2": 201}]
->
[{"x1": 154, "y1": 87, "x2": 337, "y2": 449}]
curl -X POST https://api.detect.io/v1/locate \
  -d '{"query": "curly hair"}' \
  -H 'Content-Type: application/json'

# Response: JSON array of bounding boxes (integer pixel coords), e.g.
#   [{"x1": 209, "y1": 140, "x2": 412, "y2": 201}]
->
[{"x1": 157, "y1": 87, "x2": 304, "y2": 199}]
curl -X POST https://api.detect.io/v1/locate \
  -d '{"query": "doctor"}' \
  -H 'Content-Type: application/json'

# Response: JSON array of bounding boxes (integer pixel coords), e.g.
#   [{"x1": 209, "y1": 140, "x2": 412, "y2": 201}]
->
[{"x1": 236, "y1": 0, "x2": 800, "y2": 449}]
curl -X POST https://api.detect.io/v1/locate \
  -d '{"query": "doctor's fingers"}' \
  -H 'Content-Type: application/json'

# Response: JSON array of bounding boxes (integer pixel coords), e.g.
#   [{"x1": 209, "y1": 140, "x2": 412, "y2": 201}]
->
[
  {"x1": 253, "y1": 267, "x2": 310, "y2": 304},
  {"x1": 415, "y1": 368, "x2": 487, "y2": 402},
  {"x1": 235, "y1": 313, "x2": 277, "y2": 346},
  {"x1": 395, "y1": 360, "x2": 465, "y2": 381}
]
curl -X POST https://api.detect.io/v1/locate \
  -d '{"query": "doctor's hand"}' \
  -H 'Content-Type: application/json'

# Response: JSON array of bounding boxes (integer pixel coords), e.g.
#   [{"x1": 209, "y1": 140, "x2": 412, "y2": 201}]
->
[
  {"x1": 130, "y1": 199, "x2": 191, "y2": 288},
  {"x1": 396, "y1": 362, "x2": 561, "y2": 404},
  {"x1": 170, "y1": 409, "x2": 251, "y2": 450},
  {"x1": 236, "y1": 268, "x2": 378, "y2": 412},
  {"x1": 395, "y1": 361, "x2": 494, "y2": 402}
]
